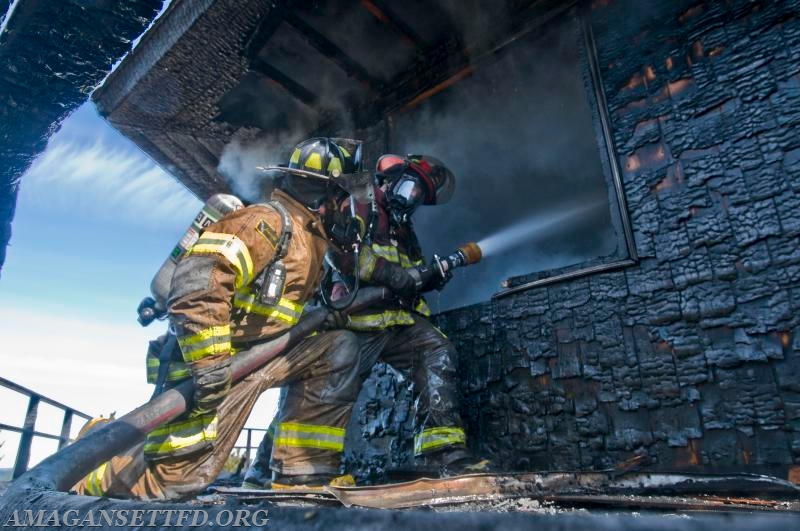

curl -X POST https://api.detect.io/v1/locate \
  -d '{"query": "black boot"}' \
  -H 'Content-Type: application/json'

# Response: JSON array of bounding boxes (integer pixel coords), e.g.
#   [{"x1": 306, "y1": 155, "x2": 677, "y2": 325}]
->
[{"x1": 388, "y1": 449, "x2": 492, "y2": 480}]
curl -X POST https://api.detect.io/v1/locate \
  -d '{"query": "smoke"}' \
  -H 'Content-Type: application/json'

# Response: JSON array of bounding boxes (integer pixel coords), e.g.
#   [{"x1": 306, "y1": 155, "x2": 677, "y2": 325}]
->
[
  {"x1": 217, "y1": 130, "x2": 305, "y2": 203},
  {"x1": 219, "y1": 8, "x2": 624, "y2": 311},
  {"x1": 393, "y1": 14, "x2": 622, "y2": 311}
]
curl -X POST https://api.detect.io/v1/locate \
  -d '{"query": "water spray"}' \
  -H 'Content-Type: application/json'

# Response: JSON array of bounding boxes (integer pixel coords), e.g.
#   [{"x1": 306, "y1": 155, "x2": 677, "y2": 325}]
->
[
  {"x1": 427, "y1": 200, "x2": 600, "y2": 279},
  {"x1": 476, "y1": 200, "x2": 605, "y2": 259}
]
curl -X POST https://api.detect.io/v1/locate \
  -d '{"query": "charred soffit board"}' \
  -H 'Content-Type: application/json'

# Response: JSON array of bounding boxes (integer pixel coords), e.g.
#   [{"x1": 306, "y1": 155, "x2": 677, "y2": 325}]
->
[{"x1": 94, "y1": 0, "x2": 570, "y2": 200}]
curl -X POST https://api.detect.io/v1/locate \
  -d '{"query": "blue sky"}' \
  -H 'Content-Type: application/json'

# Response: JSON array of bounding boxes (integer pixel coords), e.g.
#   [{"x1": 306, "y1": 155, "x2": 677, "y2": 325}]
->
[{"x1": 0, "y1": 103, "x2": 278, "y2": 468}]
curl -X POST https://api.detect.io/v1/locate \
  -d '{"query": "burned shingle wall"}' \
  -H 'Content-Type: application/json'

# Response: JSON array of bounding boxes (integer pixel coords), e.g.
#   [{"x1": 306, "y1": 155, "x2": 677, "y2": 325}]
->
[{"x1": 346, "y1": 0, "x2": 800, "y2": 482}]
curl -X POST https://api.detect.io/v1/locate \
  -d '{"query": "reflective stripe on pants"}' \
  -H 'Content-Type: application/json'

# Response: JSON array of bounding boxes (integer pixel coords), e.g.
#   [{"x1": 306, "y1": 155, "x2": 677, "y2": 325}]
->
[
  {"x1": 274, "y1": 422, "x2": 345, "y2": 452},
  {"x1": 414, "y1": 426, "x2": 466, "y2": 455},
  {"x1": 82, "y1": 461, "x2": 109, "y2": 497},
  {"x1": 143, "y1": 414, "x2": 218, "y2": 460}
]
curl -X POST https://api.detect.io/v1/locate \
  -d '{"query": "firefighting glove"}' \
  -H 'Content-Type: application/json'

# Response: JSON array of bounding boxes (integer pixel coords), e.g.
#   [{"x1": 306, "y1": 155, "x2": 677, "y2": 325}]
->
[
  {"x1": 429, "y1": 259, "x2": 453, "y2": 292},
  {"x1": 373, "y1": 262, "x2": 418, "y2": 301},
  {"x1": 323, "y1": 310, "x2": 349, "y2": 329},
  {"x1": 408, "y1": 263, "x2": 441, "y2": 292},
  {"x1": 191, "y1": 356, "x2": 232, "y2": 415}
]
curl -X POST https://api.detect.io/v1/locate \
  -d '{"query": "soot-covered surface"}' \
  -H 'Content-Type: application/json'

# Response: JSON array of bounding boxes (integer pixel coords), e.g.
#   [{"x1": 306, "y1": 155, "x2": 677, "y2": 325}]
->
[{"x1": 343, "y1": 0, "x2": 800, "y2": 485}]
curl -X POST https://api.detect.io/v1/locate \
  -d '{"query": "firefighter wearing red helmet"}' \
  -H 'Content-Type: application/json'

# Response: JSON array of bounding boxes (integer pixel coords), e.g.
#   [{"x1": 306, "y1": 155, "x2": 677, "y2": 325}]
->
[{"x1": 342, "y1": 153, "x2": 488, "y2": 477}]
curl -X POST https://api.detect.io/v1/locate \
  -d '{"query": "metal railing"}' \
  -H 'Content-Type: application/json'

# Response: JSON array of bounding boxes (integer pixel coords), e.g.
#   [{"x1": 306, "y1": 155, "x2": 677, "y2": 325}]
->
[
  {"x1": 0, "y1": 376, "x2": 91, "y2": 479},
  {"x1": 232, "y1": 427, "x2": 269, "y2": 466}
]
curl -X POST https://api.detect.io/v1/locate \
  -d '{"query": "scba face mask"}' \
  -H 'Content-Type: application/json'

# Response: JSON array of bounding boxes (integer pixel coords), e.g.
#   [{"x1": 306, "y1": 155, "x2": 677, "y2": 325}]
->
[{"x1": 386, "y1": 173, "x2": 426, "y2": 223}]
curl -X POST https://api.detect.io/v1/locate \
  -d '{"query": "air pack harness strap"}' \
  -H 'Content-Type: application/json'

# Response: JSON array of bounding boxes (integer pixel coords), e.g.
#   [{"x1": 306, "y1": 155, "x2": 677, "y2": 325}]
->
[{"x1": 253, "y1": 200, "x2": 293, "y2": 306}]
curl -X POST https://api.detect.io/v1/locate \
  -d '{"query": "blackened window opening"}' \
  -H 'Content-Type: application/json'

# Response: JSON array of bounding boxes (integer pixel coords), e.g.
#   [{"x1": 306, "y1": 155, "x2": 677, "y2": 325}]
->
[{"x1": 390, "y1": 8, "x2": 634, "y2": 312}]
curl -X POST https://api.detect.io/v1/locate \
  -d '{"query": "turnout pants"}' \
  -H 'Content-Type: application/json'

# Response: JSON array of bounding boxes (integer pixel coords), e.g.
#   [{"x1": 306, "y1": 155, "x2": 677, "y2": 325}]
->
[
  {"x1": 266, "y1": 316, "x2": 465, "y2": 478},
  {"x1": 351, "y1": 316, "x2": 466, "y2": 457},
  {"x1": 74, "y1": 330, "x2": 359, "y2": 500}
]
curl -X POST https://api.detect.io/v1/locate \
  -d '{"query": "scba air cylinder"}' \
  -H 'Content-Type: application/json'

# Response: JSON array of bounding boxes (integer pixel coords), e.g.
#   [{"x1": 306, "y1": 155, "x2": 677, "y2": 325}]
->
[{"x1": 139, "y1": 193, "x2": 244, "y2": 326}]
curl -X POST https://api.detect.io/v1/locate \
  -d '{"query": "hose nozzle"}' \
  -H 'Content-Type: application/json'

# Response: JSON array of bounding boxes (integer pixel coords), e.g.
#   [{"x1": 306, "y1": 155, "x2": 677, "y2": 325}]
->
[
  {"x1": 434, "y1": 242, "x2": 482, "y2": 277},
  {"x1": 456, "y1": 242, "x2": 482, "y2": 266}
]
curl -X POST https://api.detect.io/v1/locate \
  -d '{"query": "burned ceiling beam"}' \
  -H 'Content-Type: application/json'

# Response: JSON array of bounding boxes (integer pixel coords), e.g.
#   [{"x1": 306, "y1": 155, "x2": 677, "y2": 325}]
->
[
  {"x1": 398, "y1": 66, "x2": 475, "y2": 113},
  {"x1": 359, "y1": 0, "x2": 426, "y2": 49},
  {"x1": 249, "y1": 58, "x2": 318, "y2": 107},
  {"x1": 243, "y1": 1, "x2": 287, "y2": 59},
  {"x1": 352, "y1": 0, "x2": 574, "y2": 128},
  {"x1": 283, "y1": 11, "x2": 382, "y2": 92},
  {"x1": 351, "y1": 36, "x2": 470, "y2": 127}
]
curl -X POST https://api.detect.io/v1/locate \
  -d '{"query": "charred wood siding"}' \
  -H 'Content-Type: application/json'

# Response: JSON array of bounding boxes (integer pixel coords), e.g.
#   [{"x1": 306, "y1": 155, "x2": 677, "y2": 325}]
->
[
  {"x1": 345, "y1": 0, "x2": 800, "y2": 482},
  {"x1": 0, "y1": 0, "x2": 163, "y2": 273}
]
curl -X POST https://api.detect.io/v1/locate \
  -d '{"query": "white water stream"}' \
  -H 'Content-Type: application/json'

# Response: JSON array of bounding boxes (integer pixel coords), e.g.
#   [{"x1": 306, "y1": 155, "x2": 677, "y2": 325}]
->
[{"x1": 476, "y1": 200, "x2": 605, "y2": 258}]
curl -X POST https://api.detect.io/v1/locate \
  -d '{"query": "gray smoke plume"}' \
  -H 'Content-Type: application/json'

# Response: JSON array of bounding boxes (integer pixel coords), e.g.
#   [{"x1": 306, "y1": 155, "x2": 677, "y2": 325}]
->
[
  {"x1": 217, "y1": 129, "x2": 306, "y2": 203},
  {"x1": 392, "y1": 13, "x2": 622, "y2": 311}
]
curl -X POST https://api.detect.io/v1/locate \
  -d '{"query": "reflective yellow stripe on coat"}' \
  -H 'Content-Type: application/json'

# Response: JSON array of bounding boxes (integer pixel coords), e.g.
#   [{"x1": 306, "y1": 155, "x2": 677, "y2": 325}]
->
[
  {"x1": 177, "y1": 325, "x2": 231, "y2": 362},
  {"x1": 370, "y1": 244, "x2": 422, "y2": 269},
  {"x1": 347, "y1": 309, "x2": 415, "y2": 330},
  {"x1": 414, "y1": 298, "x2": 432, "y2": 317},
  {"x1": 187, "y1": 231, "x2": 254, "y2": 289},
  {"x1": 274, "y1": 422, "x2": 345, "y2": 452},
  {"x1": 233, "y1": 290, "x2": 304, "y2": 325},
  {"x1": 352, "y1": 242, "x2": 430, "y2": 329},
  {"x1": 358, "y1": 244, "x2": 424, "y2": 281},
  {"x1": 358, "y1": 246, "x2": 379, "y2": 279},
  {"x1": 414, "y1": 426, "x2": 466, "y2": 455}
]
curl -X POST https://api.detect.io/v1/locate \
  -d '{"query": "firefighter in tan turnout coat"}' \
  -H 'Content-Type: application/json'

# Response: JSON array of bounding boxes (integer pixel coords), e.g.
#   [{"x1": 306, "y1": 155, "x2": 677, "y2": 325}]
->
[{"x1": 75, "y1": 138, "x2": 365, "y2": 500}]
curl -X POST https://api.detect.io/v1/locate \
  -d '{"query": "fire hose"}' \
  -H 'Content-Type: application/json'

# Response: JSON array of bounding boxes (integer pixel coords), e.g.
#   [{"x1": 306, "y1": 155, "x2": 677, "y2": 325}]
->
[
  {"x1": 5, "y1": 244, "x2": 482, "y2": 495},
  {"x1": 11, "y1": 286, "x2": 389, "y2": 494},
  {"x1": 4, "y1": 244, "x2": 800, "y2": 528}
]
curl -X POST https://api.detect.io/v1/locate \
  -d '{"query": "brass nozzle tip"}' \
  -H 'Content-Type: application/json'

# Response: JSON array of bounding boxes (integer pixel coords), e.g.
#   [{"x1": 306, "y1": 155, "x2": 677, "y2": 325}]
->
[{"x1": 459, "y1": 242, "x2": 482, "y2": 265}]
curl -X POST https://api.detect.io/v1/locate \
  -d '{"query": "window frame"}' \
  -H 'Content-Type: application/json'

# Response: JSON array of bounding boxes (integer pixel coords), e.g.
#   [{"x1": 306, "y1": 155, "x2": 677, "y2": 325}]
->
[{"x1": 492, "y1": 7, "x2": 638, "y2": 299}]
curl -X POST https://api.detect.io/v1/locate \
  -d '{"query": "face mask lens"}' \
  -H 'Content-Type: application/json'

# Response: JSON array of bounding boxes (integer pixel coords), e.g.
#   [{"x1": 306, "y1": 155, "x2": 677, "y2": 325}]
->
[
  {"x1": 389, "y1": 175, "x2": 424, "y2": 218},
  {"x1": 395, "y1": 178, "x2": 422, "y2": 202}
]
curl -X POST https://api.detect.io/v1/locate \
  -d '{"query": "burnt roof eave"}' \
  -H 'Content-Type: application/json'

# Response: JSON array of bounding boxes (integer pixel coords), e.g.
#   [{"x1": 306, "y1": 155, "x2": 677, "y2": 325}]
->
[{"x1": 92, "y1": 0, "x2": 217, "y2": 117}]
